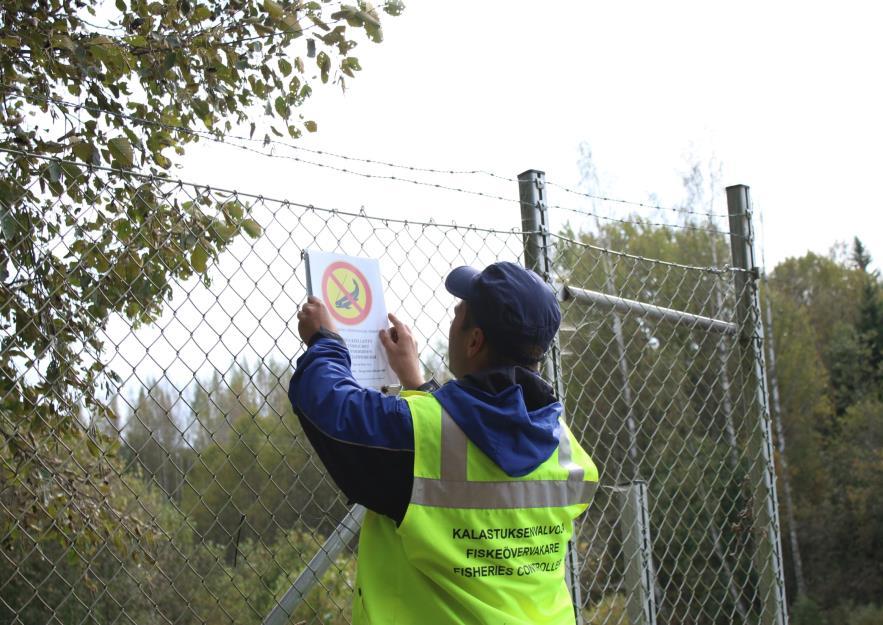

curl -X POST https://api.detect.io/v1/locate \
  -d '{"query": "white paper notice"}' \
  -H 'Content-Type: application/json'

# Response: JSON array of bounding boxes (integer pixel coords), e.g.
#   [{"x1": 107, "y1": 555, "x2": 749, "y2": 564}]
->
[{"x1": 304, "y1": 250, "x2": 396, "y2": 390}]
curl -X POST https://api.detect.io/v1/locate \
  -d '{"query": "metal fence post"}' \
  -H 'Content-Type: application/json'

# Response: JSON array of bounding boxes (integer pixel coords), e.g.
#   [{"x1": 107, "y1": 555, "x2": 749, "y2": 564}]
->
[
  {"x1": 262, "y1": 505, "x2": 366, "y2": 625},
  {"x1": 518, "y1": 169, "x2": 565, "y2": 400},
  {"x1": 726, "y1": 185, "x2": 788, "y2": 625},
  {"x1": 518, "y1": 169, "x2": 582, "y2": 624},
  {"x1": 617, "y1": 481, "x2": 658, "y2": 625}
]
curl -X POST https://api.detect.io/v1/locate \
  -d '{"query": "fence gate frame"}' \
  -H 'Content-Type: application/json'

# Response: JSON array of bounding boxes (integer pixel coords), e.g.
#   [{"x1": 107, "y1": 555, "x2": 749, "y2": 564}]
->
[{"x1": 518, "y1": 172, "x2": 788, "y2": 625}]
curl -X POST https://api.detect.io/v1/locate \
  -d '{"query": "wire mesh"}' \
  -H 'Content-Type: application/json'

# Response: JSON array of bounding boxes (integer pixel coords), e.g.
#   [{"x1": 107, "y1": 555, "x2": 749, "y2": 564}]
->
[
  {"x1": 551, "y1": 231, "x2": 781, "y2": 625},
  {"x1": 1, "y1": 149, "x2": 783, "y2": 625}
]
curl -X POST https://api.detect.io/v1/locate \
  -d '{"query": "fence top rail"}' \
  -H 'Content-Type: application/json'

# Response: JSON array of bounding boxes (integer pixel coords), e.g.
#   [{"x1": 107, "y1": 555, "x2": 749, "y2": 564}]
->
[{"x1": 561, "y1": 285, "x2": 739, "y2": 336}]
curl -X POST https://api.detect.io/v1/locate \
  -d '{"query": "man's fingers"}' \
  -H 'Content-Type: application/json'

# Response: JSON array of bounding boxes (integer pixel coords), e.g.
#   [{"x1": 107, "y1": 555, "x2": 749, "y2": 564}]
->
[
  {"x1": 387, "y1": 312, "x2": 400, "y2": 328},
  {"x1": 378, "y1": 329, "x2": 392, "y2": 348},
  {"x1": 388, "y1": 313, "x2": 413, "y2": 338},
  {"x1": 307, "y1": 295, "x2": 322, "y2": 305}
]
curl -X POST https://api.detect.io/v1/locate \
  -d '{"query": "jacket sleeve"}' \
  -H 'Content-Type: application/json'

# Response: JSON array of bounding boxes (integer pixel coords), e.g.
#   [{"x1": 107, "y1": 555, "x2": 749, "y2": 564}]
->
[{"x1": 288, "y1": 334, "x2": 415, "y2": 524}]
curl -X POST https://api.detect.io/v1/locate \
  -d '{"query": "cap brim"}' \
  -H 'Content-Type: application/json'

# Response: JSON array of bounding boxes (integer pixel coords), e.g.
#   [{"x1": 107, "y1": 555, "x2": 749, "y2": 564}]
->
[{"x1": 445, "y1": 266, "x2": 480, "y2": 299}]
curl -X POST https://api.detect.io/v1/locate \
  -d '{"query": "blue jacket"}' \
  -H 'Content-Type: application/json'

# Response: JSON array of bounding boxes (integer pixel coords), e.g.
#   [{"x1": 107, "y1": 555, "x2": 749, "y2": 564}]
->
[{"x1": 288, "y1": 333, "x2": 563, "y2": 524}]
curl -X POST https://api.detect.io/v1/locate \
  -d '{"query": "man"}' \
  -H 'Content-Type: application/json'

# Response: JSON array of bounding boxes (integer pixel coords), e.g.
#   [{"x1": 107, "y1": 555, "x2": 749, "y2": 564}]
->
[{"x1": 289, "y1": 261, "x2": 598, "y2": 625}]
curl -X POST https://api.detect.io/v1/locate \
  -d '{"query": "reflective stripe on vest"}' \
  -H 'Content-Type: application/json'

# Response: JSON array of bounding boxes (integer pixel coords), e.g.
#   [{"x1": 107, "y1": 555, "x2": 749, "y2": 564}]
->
[{"x1": 411, "y1": 409, "x2": 598, "y2": 509}]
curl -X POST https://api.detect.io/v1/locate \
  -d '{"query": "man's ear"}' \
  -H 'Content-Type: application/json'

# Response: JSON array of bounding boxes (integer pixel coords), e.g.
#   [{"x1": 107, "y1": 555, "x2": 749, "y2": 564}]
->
[{"x1": 466, "y1": 326, "x2": 486, "y2": 358}]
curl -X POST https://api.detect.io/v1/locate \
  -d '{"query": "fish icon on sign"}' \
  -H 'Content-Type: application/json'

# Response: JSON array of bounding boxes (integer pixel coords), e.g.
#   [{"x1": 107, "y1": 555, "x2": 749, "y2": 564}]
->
[
  {"x1": 321, "y1": 260, "x2": 372, "y2": 326},
  {"x1": 334, "y1": 280, "x2": 360, "y2": 310}
]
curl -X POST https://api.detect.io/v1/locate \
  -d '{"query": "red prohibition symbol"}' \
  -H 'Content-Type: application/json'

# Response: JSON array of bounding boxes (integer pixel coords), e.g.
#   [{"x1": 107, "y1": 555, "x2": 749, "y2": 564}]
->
[{"x1": 321, "y1": 261, "x2": 373, "y2": 325}]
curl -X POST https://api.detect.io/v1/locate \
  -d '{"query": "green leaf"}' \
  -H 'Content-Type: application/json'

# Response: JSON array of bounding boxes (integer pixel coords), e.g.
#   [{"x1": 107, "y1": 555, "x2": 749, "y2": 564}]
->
[
  {"x1": 161, "y1": 51, "x2": 177, "y2": 75},
  {"x1": 94, "y1": 252, "x2": 111, "y2": 273},
  {"x1": 223, "y1": 201, "x2": 244, "y2": 220},
  {"x1": 108, "y1": 138, "x2": 134, "y2": 168},
  {"x1": 252, "y1": 22, "x2": 275, "y2": 36},
  {"x1": 263, "y1": 0, "x2": 284, "y2": 19},
  {"x1": 1, "y1": 210, "x2": 21, "y2": 239},
  {"x1": 274, "y1": 96, "x2": 289, "y2": 118},
  {"x1": 50, "y1": 34, "x2": 76, "y2": 52},
  {"x1": 45, "y1": 161, "x2": 62, "y2": 183},
  {"x1": 317, "y1": 51, "x2": 330, "y2": 83},
  {"x1": 331, "y1": 5, "x2": 363, "y2": 26},
  {"x1": 213, "y1": 222, "x2": 237, "y2": 241},
  {"x1": 72, "y1": 141, "x2": 95, "y2": 164},
  {"x1": 191, "y1": 5, "x2": 211, "y2": 21},
  {"x1": 190, "y1": 246, "x2": 208, "y2": 273},
  {"x1": 127, "y1": 34, "x2": 147, "y2": 48},
  {"x1": 282, "y1": 13, "x2": 302, "y2": 35},
  {"x1": 383, "y1": 0, "x2": 405, "y2": 16},
  {"x1": 147, "y1": 2, "x2": 164, "y2": 14},
  {"x1": 304, "y1": 120, "x2": 317, "y2": 132},
  {"x1": 365, "y1": 23, "x2": 383, "y2": 42},
  {"x1": 241, "y1": 219, "x2": 262, "y2": 238},
  {"x1": 278, "y1": 58, "x2": 292, "y2": 76},
  {"x1": 341, "y1": 56, "x2": 361, "y2": 77},
  {"x1": 86, "y1": 437, "x2": 102, "y2": 458},
  {"x1": 319, "y1": 26, "x2": 346, "y2": 48},
  {"x1": 359, "y1": 3, "x2": 382, "y2": 25}
]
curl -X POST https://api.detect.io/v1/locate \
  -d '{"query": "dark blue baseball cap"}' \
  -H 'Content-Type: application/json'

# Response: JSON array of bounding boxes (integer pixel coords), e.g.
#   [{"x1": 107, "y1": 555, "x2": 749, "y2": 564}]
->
[{"x1": 444, "y1": 261, "x2": 560, "y2": 365}]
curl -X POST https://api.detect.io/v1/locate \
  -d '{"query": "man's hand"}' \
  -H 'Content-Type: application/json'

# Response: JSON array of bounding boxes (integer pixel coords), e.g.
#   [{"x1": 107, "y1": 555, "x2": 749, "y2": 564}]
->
[
  {"x1": 296, "y1": 296, "x2": 338, "y2": 343},
  {"x1": 379, "y1": 313, "x2": 424, "y2": 389}
]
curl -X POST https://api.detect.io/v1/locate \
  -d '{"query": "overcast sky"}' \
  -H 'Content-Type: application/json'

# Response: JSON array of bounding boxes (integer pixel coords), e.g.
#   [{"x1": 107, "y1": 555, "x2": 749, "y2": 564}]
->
[{"x1": 177, "y1": 0, "x2": 883, "y2": 273}]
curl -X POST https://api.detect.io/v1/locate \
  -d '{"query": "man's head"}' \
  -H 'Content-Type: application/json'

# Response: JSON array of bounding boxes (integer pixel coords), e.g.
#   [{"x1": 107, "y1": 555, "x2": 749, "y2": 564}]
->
[{"x1": 444, "y1": 262, "x2": 561, "y2": 378}]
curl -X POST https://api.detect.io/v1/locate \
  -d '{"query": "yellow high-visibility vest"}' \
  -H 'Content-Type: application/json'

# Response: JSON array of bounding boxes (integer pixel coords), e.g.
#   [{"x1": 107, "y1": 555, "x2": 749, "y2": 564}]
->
[{"x1": 353, "y1": 391, "x2": 599, "y2": 625}]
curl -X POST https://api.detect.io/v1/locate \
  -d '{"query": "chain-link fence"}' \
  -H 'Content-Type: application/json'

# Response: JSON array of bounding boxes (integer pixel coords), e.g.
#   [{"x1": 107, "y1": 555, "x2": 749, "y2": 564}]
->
[{"x1": 1, "y1": 148, "x2": 786, "y2": 625}]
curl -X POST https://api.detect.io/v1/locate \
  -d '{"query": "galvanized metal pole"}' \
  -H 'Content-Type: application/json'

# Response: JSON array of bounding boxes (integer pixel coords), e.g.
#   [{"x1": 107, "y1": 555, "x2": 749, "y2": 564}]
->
[
  {"x1": 562, "y1": 286, "x2": 737, "y2": 336},
  {"x1": 709, "y1": 237, "x2": 740, "y2": 458},
  {"x1": 262, "y1": 505, "x2": 366, "y2": 625},
  {"x1": 708, "y1": 198, "x2": 750, "y2": 621},
  {"x1": 616, "y1": 481, "x2": 658, "y2": 625},
  {"x1": 518, "y1": 169, "x2": 565, "y2": 400},
  {"x1": 726, "y1": 185, "x2": 788, "y2": 625},
  {"x1": 518, "y1": 169, "x2": 582, "y2": 624}
]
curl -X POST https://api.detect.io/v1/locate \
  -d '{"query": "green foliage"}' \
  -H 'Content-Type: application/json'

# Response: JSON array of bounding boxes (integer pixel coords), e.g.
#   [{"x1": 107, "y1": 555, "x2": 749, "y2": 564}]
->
[
  {"x1": 763, "y1": 289, "x2": 831, "y2": 502},
  {"x1": 197, "y1": 530, "x2": 357, "y2": 624},
  {"x1": 119, "y1": 360, "x2": 347, "y2": 546},
  {"x1": 792, "y1": 595, "x2": 829, "y2": 625},
  {"x1": 2, "y1": 358, "x2": 358, "y2": 624},
  {"x1": 0, "y1": 0, "x2": 402, "y2": 560},
  {"x1": 845, "y1": 604, "x2": 883, "y2": 625},
  {"x1": 767, "y1": 240, "x2": 883, "y2": 618},
  {"x1": 0, "y1": 472, "x2": 357, "y2": 625},
  {"x1": 769, "y1": 252, "x2": 865, "y2": 364},
  {"x1": 826, "y1": 321, "x2": 873, "y2": 415},
  {"x1": 853, "y1": 238, "x2": 883, "y2": 388},
  {"x1": 583, "y1": 592, "x2": 628, "y2": 625}
]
